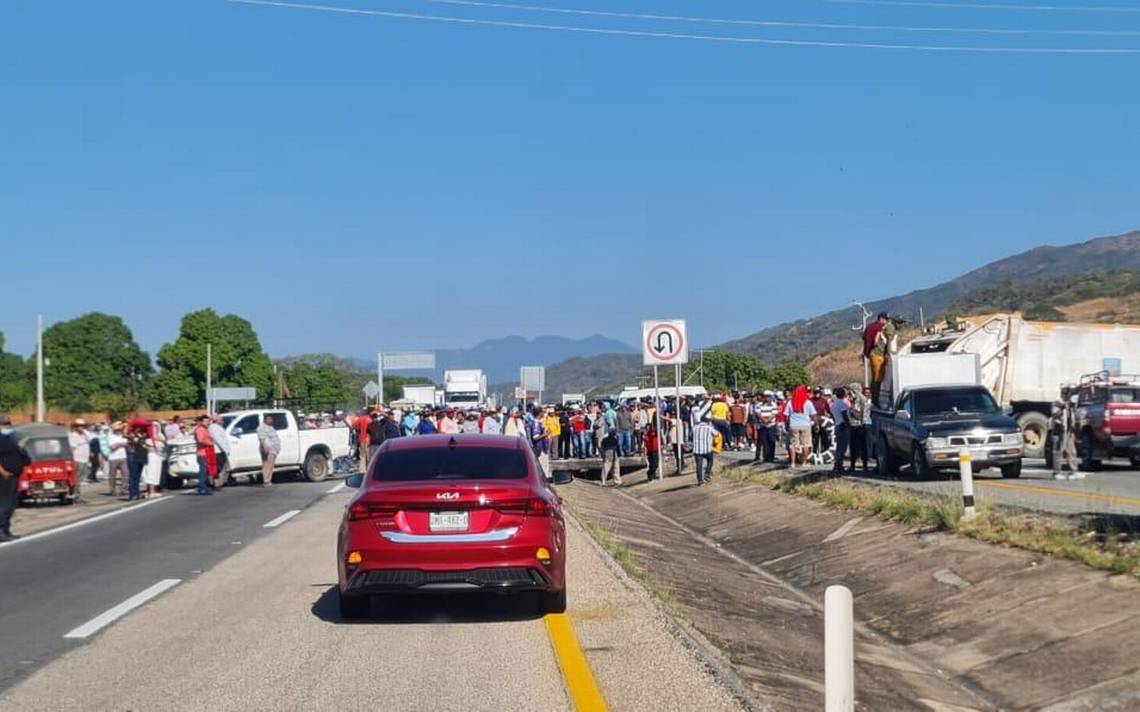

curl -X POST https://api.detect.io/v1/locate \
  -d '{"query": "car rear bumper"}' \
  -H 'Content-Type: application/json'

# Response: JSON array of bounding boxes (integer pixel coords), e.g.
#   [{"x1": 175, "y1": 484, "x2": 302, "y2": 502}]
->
[{"x1": 344, "y1": 565, "x2": 553, "y2": 595}]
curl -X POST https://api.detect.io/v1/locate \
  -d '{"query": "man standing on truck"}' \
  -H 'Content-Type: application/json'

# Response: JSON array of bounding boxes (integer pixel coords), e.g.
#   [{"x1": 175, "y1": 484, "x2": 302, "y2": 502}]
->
[{"x1": 864, "y1": 312, "x2": 894, "y2": 405}]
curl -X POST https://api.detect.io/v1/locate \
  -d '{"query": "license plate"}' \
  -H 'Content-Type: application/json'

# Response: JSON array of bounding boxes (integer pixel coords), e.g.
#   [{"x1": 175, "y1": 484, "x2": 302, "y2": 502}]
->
[
  {"x1": 429, "y1": 511, "x2": 469, "y2": 532},
  {"x1": 41, "y1": 480, "x2": 56, "y2": 490}
]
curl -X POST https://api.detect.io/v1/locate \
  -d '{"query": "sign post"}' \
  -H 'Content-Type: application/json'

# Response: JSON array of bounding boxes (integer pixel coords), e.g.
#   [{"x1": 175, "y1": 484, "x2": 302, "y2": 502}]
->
[
  {"x1": 376, "y1": 351, "x2": 437, "y2": 408},
  {"x1": 642, "y1": 320, "x2": 689, "y2": 476},
  {"x1": 520, "y1": 366, "x2": 546, "y2": 408}
]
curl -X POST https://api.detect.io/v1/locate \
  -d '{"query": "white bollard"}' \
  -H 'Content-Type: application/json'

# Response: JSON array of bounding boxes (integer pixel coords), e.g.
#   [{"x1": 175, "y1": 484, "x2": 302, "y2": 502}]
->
[
  {"x1": 958, "y1": 449, "x2": 976, "y2": 520},
  {"x1": 825, "y1": 585, "x2": 854, "y2": 712}
]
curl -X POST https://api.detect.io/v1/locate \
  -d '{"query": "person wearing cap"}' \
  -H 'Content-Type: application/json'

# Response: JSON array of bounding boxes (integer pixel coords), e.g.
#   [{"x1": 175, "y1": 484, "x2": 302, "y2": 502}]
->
[
  {"x1": 415, "y1": 411, "x2": 437, "y2": 435},
  {"x1": 438, "y1": 408, "x2": 459, "y2": 435},
  {"x1": 482, "y1": 409, "x2": 501, "y2": 435},
  {"x1": 0, "y1": 416, "x2": 31, "y2": 541},
  {"x1": 69, "y1": 418, "x2": 92, "y2": 489},
  {"x1": 691, "y1": 415, "x2": 717, "y2": 486}
]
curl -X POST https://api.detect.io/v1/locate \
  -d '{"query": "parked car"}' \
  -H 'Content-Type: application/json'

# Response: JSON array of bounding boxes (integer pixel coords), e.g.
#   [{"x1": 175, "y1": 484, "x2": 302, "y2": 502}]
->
[
  {"x1": 1073, "y1": 372, "x2": 1140, "y2": 471},
  {"x1": 337, "y1": 434, "x2": 569, "y2": 619},
  {"x1": 167, "y1": 409, "x2": 350, "y2": 487},
  {"x1": 12, "y1": 423, "x2": 77, "y2": 504}
]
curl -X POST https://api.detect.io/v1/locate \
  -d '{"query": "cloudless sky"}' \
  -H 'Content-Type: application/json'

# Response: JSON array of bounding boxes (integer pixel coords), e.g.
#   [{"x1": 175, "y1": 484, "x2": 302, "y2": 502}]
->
[{"x1": 2, "y1": 0, "x2": 1137, "y2": 359}]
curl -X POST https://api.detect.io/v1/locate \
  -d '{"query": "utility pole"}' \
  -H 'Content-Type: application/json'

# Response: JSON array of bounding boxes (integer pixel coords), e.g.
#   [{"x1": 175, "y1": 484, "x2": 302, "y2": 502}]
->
[
  {"x1": 36, "y1": 315, "x2": 45, "y2": 422},
  {"x1": 206, "y1": 343, "x2": 212, "y2": 415}
]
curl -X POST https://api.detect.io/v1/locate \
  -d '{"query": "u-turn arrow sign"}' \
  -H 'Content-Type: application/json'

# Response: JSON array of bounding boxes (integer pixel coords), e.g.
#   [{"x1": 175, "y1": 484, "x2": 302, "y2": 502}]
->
[{"x1": 642, "y1": 320, "x2": 688, "y2": 366}]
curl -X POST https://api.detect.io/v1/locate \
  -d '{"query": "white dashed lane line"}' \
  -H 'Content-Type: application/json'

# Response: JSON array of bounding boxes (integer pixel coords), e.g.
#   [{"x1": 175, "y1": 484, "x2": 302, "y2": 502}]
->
[
  {"x1": 263, "y1": 510, "x2": 302, "y2": 528},
  {"x1": 0, "y1": 496, "x2": 170, "y2": 550},
  {"x1": 63, "y1": 579, "x2": 182, "y2": 640},
  {"x1": 326, "y1": 482, "x2": 346, "y2": 494}
]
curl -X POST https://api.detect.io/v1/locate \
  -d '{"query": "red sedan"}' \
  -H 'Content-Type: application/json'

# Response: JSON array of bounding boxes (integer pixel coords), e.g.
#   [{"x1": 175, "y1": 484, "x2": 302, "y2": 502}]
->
[{"x1": 337, "y1": 434, "x2": 568, "y2": 619}]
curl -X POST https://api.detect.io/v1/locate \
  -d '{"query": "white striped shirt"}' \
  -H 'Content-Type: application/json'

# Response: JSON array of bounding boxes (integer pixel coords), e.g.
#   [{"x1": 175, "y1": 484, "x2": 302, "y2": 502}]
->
[{"x1": 692, "y1": 422, "x2": 716, "y2": 455}]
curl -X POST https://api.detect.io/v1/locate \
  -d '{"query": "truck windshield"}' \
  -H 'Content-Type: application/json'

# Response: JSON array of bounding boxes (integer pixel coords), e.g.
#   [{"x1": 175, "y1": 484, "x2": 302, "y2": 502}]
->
[
  {"x1": 448, "y1": 392, "x2": 480, "y2": 403},
  {"x1": 913, "y1": 389, "x2": 998, "y2": 416},
  {"x1": 1109, "y1": 388, "x2": 1140, "y2": 403},
  {"x1": 372, "y1": 447, "x2": 527, "y2": 481}
]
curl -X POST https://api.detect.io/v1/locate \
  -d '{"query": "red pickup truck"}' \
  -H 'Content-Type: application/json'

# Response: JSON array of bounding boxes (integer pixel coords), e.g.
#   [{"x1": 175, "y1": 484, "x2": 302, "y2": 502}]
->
[{"x1": 1075, "y1": 373, "x2": 1140, "y2": 470}]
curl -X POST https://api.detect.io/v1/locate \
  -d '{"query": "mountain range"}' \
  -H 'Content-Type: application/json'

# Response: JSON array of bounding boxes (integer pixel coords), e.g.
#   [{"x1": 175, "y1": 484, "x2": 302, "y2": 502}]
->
[
  {"x1": 360, "y1": 334, "x2": 635, "y2": 385},
  {"x1": 541, "y1": 229, "x2": 1140, "y2": 396}
]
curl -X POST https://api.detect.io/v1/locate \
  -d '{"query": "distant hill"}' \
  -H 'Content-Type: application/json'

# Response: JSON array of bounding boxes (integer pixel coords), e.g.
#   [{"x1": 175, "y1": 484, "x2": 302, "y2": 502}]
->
[
  {"x1": 361, "y1": 334, "x2": 635, "y2": 385},
  {"x1": 720, "y1": 229, "x2": 1140, "y2": 363},
  {"x1": 945, "y1": 269, "x2": 1140, "y2": 323},
  {"x1": 544, "y1": 229, "x2": 1140, "y2": 392}
]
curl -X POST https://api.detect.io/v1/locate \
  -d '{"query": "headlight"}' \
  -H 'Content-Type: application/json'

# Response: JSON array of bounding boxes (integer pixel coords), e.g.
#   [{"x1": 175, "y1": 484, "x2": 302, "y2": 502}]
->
[
  {"x1": 1004, "y1": 432, "x2": 1023, "y2": 445},
  {"x1": 926, "y1": 437, "x2": 948, "y2": 449}
]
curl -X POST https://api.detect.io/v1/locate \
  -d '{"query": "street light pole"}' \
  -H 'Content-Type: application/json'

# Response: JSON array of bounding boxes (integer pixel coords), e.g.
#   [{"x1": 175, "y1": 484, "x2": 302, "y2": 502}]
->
[
  {"x1": 36, "y1": 315, "x2": 44, "y2": 422},
  {"x1": 206, "y1": 343, "x2": 212, "y2": 415}
]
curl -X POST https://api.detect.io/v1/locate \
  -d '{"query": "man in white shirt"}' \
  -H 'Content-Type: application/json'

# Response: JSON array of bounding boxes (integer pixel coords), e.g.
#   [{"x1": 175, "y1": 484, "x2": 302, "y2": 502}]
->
[
  {"x1": 209, "y1": 415, "x2": 231, "y2": 488},
  {"x1": 69, "y1": 419, "x2": 92, "y2": 486},
  {"x1": 106, "y1": 422, "x2": 129, "y2": 497}
]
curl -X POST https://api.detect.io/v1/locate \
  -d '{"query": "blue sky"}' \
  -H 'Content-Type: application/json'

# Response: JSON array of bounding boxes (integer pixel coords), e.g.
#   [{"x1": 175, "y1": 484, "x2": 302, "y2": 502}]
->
[{"x1": 2, "y1": 0, "x2": 1137, "y2": 359}]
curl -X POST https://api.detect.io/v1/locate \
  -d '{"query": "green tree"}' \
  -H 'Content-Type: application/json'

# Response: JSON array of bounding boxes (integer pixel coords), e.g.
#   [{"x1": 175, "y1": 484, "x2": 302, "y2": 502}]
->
[
  {"x1": 769, "y1": 361, "x2": 813, "y2": 391},
  {"x1": 281, "y1": 362, "x2": 351, "y2": 410},
  {"x1": 38, "y1": 314, "x2": 151, "y2": 412},
  {"x1": 0, "y1": 331, "x2": 32, "y2": 411},
  {"x1": 151, "y1": 309, "x2": 273, "y2": 409}
]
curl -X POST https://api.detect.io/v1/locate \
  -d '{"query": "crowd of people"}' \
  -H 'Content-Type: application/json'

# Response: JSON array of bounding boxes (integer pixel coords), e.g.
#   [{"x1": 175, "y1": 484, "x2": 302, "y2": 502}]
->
[{"x1": 346, "y1": 383, "x2": 878, "y2": 490}]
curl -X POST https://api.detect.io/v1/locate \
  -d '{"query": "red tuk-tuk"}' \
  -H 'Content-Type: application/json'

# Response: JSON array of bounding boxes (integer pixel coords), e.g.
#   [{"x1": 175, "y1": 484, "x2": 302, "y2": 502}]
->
[{"x1": 13, "y1": 423, "x2": 78, "y2": 504}]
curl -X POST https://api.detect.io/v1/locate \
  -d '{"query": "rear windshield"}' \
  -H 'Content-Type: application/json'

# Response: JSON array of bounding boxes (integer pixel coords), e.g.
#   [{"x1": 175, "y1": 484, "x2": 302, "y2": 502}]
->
[
  {"x1": 25, "y1": 438, "x2": 69, "y2": 461},
  {"x1": 372, "y1": 447, "x2": 527, "y2": 481},
  {"x1": 913, "y1": 389, "x2": 998, "y2": 416},
  {"x1": 1109, "y1": 388, "x2": 1140, "y2": 404}
]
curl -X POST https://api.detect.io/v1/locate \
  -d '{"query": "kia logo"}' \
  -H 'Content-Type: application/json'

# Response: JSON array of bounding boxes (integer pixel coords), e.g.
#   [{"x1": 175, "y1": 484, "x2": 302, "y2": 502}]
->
[{"x1": 436, "y1": 492, "x2": 460, "y2": 500}]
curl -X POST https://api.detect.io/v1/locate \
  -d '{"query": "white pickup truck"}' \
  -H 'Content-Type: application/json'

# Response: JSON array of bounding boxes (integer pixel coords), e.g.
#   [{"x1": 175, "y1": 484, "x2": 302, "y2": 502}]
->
[{"x1": 167, "y1": 409, "x2": 351, "y2": 486}]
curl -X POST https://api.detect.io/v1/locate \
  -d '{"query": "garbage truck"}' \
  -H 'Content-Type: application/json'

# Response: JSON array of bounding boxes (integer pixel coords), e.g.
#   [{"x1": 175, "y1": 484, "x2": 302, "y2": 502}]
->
[{"x1": 899, "y1": 313, "x2": 1140, "y2": 458}]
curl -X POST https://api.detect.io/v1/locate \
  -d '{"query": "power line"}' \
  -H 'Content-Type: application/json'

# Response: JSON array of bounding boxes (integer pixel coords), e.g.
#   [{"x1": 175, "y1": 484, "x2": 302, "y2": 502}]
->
[
  {"x1": 226, "y1": 0, "x2": 1140, "y2": 52},
  {"x1": 417, "y1": 0, "x2": 1140, "y2": 36},
  {"x1": 811, "y1": 0, "x2": 1140, "y2": 13}
]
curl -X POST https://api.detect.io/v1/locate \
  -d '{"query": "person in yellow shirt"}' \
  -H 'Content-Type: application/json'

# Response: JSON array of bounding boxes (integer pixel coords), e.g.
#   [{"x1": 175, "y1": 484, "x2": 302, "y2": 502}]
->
[
  {"x1": 543, "y1": 410, "x2": 561, "y2": 458},
  {"x1": 709, "y1": 396, "x2": 732, "y2": 451}
]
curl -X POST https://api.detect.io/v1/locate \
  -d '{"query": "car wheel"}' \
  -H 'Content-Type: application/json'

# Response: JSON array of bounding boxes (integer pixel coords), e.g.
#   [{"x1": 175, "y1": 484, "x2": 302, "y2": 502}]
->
[
  {"x1": 540, "y1": 588, "x2": 567, "y2": 615},
  {"x1": 338, "y1": 591, "x2": 370, "y2": 620},
  {"x1": 1016, "y1": 411, "x2": 1050, "y2": 460},
  {"x1": 303, "y1": 451, "x2": 330, "y2": 483},
  {"x1": 910, "y1": 445, "x2": 929, "y2": 479},
  {"x1": 1131, "y1": 456, "x2": 1140, "y2": 469},
  {"x1": 876, "y1": 436, "x2": 898, "y2": 476},
  {"x1": 164, "y1": 475, "x2": 184, "y2": 490},
  {"x1": 1001, "y1": 461, "x2": 1022, "y2": 479},
  {"x1": 1080, "y1": 432, "x2": 1102, "y2": 472}
]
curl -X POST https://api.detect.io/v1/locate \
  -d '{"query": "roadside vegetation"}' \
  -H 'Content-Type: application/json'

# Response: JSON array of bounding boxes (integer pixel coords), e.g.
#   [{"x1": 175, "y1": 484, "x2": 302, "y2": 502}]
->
[
  {"x1": 565, "y1": 502, "x2": 680, "y2": 613},
  {"x1": 725, "y1": 464, "x2": 1140, "y2": 581}
]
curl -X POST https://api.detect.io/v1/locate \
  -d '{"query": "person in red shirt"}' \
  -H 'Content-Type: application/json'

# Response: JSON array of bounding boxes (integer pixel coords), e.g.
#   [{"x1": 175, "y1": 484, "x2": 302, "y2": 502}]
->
[
  {"x1": 570, "y1": 407, "x2": 588, "y2": 459},
  {"x1": 193, "y1": 415, "x2": 215, "y2": 496},
  {"x1": 356, "y1": 408, "x2": 373, "y2": 472},
  {"x1": 644, "y1": 422, "x2": 660, "y2": 481}
]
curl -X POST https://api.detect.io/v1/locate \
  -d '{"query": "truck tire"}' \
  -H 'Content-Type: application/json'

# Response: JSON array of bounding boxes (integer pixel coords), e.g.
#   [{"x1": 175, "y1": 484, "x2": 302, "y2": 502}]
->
[
  {"x1": 1016, "y1": 411, "x2": 1049, "y2": 460},
  {"x1": 876, "y1": 435, "x2": 899, "y2": 476},
  {"x1": 303, "y1": 450, "x2": 330, "y2": 482},
  {"x1": 910, "y1": 445, "x2": 930, "y2": 480},
  {"x1": 1080, "y1": 432, "x2": 1102, "y2": 472},
  {"x1": 1000, "y1": 461, "x2": 1022, "y2": 479}
]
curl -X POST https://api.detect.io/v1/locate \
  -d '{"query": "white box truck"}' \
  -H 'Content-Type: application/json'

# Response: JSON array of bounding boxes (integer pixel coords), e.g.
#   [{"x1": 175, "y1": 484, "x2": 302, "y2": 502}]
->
[
  {"x1": 443, "y1": 369, "x2": 487, "y2": 410},
  {"x1": 402, "y1": 385, "x2": 439, "y2": 408},
  {"x1": 901, "y1": 313, "x2": 1140, "y2": 457}
]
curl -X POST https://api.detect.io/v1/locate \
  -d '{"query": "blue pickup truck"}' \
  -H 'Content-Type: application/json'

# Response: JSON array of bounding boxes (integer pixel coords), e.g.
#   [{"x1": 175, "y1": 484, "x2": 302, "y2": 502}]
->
[{"x1": 872, "y1": 384, "x2": 1024, "y2": 479}]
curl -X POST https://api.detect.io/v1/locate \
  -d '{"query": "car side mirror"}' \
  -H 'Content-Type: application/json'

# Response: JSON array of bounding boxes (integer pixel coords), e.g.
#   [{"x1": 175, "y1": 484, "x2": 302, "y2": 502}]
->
[
  {"x1": 551, "y1": 470, "x2": 574, "y2": 486},
  {"x1": 1001, "y1": 405, "x2": 1014, "y2": 416},
  {"x1": 897, "y1": 409, "x2": 911, "y2": 421},
  {"x1": 231, "y1": 428, "x2": 242, "y2": 437},
  {"x1": 345, "y1": 473, "x2": 364, "y2": 489}
]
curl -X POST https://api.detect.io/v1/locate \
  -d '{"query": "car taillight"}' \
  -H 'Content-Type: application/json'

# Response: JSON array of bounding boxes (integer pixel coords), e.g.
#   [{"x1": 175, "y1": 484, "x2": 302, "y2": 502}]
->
[
  {"x1": 65, "y1": 462, "x2": 74, "y2": 474},
  {"x1": 496, "y1": 498, "x2": 552, "y2": 517},
  {"x1": 348, "y1": 501, "x2": 399, "y2": 521}
]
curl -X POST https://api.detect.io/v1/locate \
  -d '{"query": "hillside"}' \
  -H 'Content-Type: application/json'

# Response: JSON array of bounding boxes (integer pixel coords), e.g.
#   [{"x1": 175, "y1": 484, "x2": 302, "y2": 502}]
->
[
  {"x1": 945, "y1": 269, "x2": 1140, "y2": 323},
  {"x1": 544, "y1": 229, "x2": 1140, "y2": 392},
  {"x1": 719, "y1": 229, "x2": 1140, "y2": 363}
]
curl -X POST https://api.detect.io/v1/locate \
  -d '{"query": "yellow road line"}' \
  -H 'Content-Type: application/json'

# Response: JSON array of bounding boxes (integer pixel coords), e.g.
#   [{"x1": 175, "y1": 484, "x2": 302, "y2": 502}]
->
[
  {"x1": 545, "y1": 613, "x2": 608, "y2": 712},
  {"x1": 977, "y1": 480, "x2": 1140, "y2": 507}
]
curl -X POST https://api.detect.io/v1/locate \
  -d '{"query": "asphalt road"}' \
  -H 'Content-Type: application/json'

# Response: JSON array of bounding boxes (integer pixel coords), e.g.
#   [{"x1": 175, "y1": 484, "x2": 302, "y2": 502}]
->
[
  {"x1": 0, "y1": 475, "x2": 742, "y2": 711},
  {"x1": 0, "y1": 478, "x2": 349, "y2": 692}
]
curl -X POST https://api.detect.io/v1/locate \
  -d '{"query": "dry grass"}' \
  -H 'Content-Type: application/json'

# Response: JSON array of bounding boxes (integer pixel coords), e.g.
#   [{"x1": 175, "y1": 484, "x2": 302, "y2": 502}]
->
[{"x1": 724, "y1": 463, "x2": 1140, "y2": 580}]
